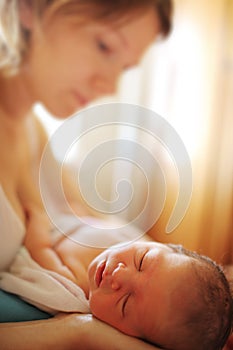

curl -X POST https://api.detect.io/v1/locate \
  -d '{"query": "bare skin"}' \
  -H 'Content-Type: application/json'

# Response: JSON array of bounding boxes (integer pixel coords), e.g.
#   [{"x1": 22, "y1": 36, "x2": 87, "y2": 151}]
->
[
  {"x1": 0, "y1": 3, "x2": 163, "y2": 349},
  {"x1": 0, "y1": 313, "x2": 159, "y2": 350}
]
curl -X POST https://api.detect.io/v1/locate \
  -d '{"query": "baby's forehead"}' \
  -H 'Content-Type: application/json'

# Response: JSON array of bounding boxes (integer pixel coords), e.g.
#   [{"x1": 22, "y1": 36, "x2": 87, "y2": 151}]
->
[
  {"x1": 136, "y1": 244, "x2": 213, "y2": 345},
  {"x1": 131, "y1": 245, "x2": 204, "y2": 342},
  {"x1": 165, "y1": 244, "x2": 209, "y2": 269}
]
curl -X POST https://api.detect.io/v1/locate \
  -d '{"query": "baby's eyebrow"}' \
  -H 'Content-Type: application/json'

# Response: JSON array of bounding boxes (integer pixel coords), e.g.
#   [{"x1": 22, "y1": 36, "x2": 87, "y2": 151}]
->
[{"x1": 166, "y1": 243, "x2": 184, "y2": 255}]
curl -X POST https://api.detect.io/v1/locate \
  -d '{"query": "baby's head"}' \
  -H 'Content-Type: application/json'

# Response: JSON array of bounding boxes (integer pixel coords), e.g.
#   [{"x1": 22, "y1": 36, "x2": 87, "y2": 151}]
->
[{"x1": 88, "y1": 241, "x2": 233, "y2": 349}]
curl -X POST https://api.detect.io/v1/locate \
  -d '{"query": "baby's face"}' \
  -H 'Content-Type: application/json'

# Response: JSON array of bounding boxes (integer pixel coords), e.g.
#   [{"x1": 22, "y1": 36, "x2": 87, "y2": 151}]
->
[{"x1": 88, "y1": 241, "x2": 193, "y2": 344}]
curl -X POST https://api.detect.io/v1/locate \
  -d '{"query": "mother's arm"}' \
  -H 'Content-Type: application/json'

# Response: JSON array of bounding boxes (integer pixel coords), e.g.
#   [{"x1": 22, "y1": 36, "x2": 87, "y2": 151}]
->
[
  {"x1": 34, "y1": 114, "x2": 110, "y2": 219},
  {"x1": 0, "y1": 313, "x2": 159, "y2": 350}
]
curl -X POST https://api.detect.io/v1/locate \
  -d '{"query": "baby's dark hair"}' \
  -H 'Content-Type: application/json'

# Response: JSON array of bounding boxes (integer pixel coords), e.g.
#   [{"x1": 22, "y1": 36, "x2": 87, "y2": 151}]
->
[{"x1": 164, "y1": 244, "x2": 233, "y2": 350}]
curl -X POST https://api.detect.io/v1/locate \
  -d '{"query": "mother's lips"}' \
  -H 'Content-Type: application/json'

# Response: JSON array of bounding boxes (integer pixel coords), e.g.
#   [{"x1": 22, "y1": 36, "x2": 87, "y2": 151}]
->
[
  {"x1": 73, "y1": 91, "x2": 89, "y2": 106},
  {"x1": 95, "y1": 260, "x2": 106, "y2": 287}
]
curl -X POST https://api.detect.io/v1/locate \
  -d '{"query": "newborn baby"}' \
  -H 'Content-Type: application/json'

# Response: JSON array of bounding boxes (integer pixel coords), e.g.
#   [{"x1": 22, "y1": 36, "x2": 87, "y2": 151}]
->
[
  {"x1": 5, "y1": 207, "x2": 233, "y2": 350},
  {"x1": 55, "y1": 233, "x2": 233, "y2": 350}
]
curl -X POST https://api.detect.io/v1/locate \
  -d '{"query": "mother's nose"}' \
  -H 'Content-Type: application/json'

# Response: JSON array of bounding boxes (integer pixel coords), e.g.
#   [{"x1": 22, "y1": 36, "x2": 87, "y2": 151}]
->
[
  {"x1": 92, "y1": 75, "x2": 117, "y2": 96},
  {"x1": 91, "y1": 63, "x2": 123, "y2": 97}
]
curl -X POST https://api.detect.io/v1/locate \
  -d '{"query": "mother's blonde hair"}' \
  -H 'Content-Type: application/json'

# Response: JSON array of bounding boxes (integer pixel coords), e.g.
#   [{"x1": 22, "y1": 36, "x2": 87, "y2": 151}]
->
[{"x1": 0, "y1": 0, "x2": 173, "y2": 75}]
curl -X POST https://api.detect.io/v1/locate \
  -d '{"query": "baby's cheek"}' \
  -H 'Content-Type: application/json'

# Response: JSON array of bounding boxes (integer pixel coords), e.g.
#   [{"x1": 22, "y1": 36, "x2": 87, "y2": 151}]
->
[
  {"x1": 90, "y1": 295, "x2": 138, "y2": 338},
  {"x1": 89, "y1": 292, "x2": 116, "y2": 326}
]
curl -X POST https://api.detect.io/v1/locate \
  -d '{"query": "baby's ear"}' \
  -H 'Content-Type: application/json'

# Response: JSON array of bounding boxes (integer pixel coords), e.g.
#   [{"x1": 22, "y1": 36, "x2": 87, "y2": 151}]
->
[
  {"x1": 19, "y1": 0, "x2": 34, "y2": 30},
  {"x1": 223, "y1": 265, "x2": 233, "y2": 296}
]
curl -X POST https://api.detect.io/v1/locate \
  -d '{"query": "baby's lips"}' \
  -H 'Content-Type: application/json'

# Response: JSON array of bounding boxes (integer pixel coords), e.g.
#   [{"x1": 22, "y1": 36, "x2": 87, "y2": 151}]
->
[{"x1": 95, "y1": 260, "x2": 106, "y2": 287}]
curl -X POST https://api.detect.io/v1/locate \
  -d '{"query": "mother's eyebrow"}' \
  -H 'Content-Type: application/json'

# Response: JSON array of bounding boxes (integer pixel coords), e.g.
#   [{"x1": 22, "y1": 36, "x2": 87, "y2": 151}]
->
[{"x1": 107, "y1": 26, "x2": 127, "y2": 48}]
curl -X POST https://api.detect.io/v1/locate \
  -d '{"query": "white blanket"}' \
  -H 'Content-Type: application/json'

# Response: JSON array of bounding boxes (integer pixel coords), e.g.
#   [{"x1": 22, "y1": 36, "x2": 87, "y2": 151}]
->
[
  {"x1": 0, "y1": 212, "x2": 145, "y2": 315},
  {"x1": 0, "y1": 247, "x2": 90, "y2": 314}
]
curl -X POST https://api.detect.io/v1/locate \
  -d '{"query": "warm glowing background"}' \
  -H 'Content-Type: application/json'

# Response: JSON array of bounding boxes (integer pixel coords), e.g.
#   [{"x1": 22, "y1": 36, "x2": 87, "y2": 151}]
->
[{"x1": 37, "y1": 0, "x2": 233, "y2": 264}]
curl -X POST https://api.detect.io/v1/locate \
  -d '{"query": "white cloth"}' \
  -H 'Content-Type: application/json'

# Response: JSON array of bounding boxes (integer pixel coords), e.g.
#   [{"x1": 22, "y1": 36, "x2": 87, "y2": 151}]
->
[
  {"x1": 0, "y1": 187, "x2": 142, "y2": 315},
  {"x1": 0, "y1": 212, "x2": 144, "y2": 314},
  {"x1": 0, "y1": 119, "x2": 144, "y2": 315},
  {"x1": 0, "y1": 247, "x2": 90, "y2": 314}
]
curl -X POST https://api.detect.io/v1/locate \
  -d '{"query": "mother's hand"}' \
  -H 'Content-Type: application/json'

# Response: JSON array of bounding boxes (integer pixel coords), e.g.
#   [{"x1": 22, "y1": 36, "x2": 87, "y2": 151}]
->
[
  {"x1": 0, "y1": 313, "x2": 160, "y2": 350},
  {"x1": 69, "y1": 313, "x2": 160, "y2": 350}
]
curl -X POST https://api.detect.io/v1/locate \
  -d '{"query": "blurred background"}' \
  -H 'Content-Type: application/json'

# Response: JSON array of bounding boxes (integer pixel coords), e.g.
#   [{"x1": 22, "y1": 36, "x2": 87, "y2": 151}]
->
[{"x1": 37, "y1": 0, "x2": 233, "y2": 264}]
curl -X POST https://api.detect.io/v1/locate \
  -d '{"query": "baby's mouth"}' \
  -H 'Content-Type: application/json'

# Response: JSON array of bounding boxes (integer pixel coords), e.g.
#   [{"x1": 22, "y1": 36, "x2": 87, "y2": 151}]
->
[{"x1": 95, "y1": 260, "x2": 106, "y2": 287}]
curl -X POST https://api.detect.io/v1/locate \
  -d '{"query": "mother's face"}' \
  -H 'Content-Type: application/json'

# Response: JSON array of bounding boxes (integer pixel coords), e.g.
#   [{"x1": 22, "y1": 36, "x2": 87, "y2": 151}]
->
[{"x1": 21, "y1": 7, "x2": 159, "y2": 117}]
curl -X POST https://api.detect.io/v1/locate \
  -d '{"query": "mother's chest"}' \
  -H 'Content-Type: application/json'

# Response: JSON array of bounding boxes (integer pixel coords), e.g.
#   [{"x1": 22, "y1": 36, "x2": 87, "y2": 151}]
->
[{"x1": 0, "y1": 132, "x2": 33, "y2": 223}]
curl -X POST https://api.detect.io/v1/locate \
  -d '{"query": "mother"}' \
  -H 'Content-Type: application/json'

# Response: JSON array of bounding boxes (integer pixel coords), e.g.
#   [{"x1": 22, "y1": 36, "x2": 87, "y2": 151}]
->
[{"x1": 0, "y1": 1, "x2": 172, "y2": 349}]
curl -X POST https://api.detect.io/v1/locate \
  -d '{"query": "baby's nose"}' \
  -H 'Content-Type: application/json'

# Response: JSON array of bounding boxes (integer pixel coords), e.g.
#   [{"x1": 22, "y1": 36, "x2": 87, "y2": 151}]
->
[{"x1": 111, "y1": 262, "x2": 127, "y2": 290}]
